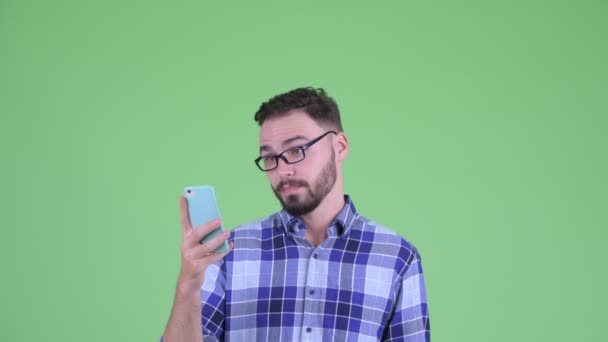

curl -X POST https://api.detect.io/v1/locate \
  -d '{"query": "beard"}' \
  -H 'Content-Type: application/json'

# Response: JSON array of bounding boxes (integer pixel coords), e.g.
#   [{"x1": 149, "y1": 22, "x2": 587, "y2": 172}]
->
[{"x1": 272, "y1": 150, "x2": 337, "y2": 217}]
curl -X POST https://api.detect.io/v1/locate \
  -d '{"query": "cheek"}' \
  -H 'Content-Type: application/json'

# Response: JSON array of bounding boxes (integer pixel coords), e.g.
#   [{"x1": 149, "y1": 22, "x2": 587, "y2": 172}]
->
[
  {"x1": 297, "y1": 166, "x2": 318, "y2": 182},
  {"x1": 304, "y1": 150, "x2": 330, "y2": 172},
  {"x1": 313, "y1": 147, "x2": 335, "y2": 166},
  {"x1": 267, "y1": 172, "x2": 281, "y2": 188}
]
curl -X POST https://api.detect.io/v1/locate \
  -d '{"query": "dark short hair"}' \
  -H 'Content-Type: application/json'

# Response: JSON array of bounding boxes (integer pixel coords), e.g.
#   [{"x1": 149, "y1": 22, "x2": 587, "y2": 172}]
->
[{"x1": 254, "y1": 87, "x2": 343, "y2": 131}]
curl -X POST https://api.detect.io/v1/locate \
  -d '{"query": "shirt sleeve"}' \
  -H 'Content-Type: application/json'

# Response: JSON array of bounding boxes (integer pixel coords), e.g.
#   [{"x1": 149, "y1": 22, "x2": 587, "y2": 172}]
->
[
  {"x1": 200, "y1": 258, "x2": 228, "y2": 341},
  {"x1": 383, "y1": 250, "x2": 431, "y2": 341}
]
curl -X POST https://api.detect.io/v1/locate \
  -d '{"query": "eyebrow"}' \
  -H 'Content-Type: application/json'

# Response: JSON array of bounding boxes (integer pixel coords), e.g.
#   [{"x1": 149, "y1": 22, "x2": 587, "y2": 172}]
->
[{"x1": 259, "y1": 135, "x2": 309, "y2": 153}]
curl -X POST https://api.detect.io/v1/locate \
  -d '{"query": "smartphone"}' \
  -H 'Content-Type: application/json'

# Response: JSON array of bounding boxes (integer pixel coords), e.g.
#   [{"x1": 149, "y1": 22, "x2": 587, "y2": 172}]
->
[{"x1": 183, "y1": 185, "x2": 229, "y2": 253}]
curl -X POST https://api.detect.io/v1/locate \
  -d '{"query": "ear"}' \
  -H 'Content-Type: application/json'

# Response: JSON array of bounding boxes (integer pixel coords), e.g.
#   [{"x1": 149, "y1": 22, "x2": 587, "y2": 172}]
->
[{"x1": 335, "y1": 132, "x2": 349, "y2": 162}]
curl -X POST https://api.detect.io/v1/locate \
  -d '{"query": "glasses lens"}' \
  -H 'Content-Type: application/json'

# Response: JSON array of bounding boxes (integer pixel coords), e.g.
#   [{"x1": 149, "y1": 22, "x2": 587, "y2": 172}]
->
[
  {"x1": 283, "y1": 147, "x2": 305, "y2": 163},
  {"x1": 260, "y1": 156, "x2": 277, "y2": 171},
  {"x1": 257, "y1": 147, "x2": 307, "y2": 171}
]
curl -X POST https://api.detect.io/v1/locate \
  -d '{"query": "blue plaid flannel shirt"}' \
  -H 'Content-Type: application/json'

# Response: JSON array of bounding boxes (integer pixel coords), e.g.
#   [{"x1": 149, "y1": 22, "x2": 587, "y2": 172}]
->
[{"x1": 165, "y1": 196, "x2": 430, "y2": 341}]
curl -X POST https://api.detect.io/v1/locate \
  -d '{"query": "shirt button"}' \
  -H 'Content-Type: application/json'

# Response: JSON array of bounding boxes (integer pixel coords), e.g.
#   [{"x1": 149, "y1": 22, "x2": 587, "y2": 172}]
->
[
  {"x1": 313, "y1": 253, "x2": 318, "y2": 259},
  {"x1": 306, "y1": 327, "x2": 312, "y2": 333},
  {"x1": 308, "y1": 289, "x2": 315, "y2": 295}
]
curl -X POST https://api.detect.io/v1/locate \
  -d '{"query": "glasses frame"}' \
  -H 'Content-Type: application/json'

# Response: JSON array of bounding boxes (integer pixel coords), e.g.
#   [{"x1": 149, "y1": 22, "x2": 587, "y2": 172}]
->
[{"x1": 254, "y1": 130, "x2": 338, "y2": 172}]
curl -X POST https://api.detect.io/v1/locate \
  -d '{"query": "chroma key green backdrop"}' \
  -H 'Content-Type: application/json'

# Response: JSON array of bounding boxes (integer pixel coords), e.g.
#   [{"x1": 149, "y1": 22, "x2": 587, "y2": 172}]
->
[{"x1": 1, "y1": 1, "x2": 606, "y2": 341}]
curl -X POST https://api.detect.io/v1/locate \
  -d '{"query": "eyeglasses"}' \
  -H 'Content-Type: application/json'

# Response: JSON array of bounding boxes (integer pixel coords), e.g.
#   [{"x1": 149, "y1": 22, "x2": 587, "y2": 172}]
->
[{"x1": 255, "y1": 131, "x2": 337, "y2": 172}]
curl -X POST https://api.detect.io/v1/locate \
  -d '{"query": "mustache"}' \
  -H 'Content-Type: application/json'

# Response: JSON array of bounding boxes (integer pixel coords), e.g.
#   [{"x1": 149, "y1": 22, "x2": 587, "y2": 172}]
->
[{"x1": 276, "y1": 179, "x2": 308, "y2": 191}]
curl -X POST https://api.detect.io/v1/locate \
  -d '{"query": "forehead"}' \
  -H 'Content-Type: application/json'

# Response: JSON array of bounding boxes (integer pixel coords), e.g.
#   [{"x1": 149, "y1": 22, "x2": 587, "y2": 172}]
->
[{"x1": 259, "y1": 110, "x2": 325, "y2": 146}]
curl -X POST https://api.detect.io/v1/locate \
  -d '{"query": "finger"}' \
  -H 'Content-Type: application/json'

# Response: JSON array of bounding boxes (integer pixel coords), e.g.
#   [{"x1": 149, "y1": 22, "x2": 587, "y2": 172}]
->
[
  {"x1": 179, "y1": 196, "x2": 192, "y2": 238},
  {"x1": 207, "y1": 242, "x2": 234, "y2": 262},
  {"x1": 188, "y1": 230, "x2": 230, "y2": 258},
  {"x1": 187, "y1": 218, "x2": 223, "y2": 245}
]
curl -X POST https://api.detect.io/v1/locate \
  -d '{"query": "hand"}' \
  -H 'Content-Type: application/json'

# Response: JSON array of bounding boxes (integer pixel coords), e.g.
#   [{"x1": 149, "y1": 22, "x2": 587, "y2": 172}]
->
[{"x1": 177, "y1": 196, "x2": 232, "y2": 294}]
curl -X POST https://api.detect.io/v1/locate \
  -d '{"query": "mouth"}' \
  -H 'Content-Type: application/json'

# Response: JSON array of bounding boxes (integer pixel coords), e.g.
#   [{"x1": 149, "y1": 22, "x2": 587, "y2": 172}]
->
[{"x1": 279, "y1": 184, "x2": 302, "y2": 194}]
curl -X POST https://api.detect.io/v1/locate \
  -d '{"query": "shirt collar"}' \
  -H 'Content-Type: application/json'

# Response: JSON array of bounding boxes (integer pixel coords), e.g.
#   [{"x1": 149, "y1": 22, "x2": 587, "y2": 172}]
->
[{"x1": 277, "y1": 195, "x2": 359, "y2": 239}]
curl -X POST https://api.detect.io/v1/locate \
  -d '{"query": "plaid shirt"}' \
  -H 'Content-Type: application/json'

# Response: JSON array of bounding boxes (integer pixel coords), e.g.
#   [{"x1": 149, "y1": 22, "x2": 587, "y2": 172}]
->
[{"x1": 171, "y1": 196, "x2": 430, "y2": 341}]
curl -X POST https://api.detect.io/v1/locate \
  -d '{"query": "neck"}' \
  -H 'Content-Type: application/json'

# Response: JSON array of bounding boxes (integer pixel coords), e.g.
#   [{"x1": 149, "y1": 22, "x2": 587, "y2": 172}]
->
[{"x1": 299, "y1": 184, "x2": 345, "y2": 247}]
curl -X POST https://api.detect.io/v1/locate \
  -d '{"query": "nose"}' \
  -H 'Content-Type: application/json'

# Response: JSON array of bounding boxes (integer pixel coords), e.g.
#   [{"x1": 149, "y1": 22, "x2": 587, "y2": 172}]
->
[{"x1": 275, "y1": 156, "x2": 295, "y2": 177}]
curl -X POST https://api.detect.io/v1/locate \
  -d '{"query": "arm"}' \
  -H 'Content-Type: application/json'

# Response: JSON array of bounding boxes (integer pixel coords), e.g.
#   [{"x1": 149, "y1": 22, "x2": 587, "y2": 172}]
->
[
  {"x1": 162, "y1": 197, "x2": 232, "y2": 342},
  {"x1": 383, "y1": 250, "x2": 430, "y2": 341},
  {"x1": 163, "y1": 278, "x2": 205, "y2": 342}
]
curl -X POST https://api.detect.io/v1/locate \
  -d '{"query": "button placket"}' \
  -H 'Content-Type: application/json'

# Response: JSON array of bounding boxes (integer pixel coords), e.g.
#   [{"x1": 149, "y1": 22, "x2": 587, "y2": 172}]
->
[
  {"x1": 301, "y1": 247, "x2": 322, "y2": 340},
  {"x1": 308, "y1": 249, "x2": 320, "y2": 297}
]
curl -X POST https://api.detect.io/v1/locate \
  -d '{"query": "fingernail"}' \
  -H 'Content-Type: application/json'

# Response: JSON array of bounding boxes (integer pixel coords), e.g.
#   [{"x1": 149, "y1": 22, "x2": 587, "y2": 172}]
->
[{"x1": 223, "y1": 231, "x2": 230, "y2": 238}]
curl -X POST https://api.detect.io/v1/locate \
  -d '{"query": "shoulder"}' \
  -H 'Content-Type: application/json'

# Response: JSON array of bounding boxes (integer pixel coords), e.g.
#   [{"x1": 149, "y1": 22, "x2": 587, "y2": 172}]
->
[
  {"x1": 222, "y1": 213, "x2": 284, "y2": 264},
  {"x1": 350, "y1": 215, "x2": 421, "y2": 273},
  {"x1": 228, "y1": 212, "x2": 284, "y2": 242},
  {"x1": 352, "y1": 215, "x2": 418, "y2": 251}
]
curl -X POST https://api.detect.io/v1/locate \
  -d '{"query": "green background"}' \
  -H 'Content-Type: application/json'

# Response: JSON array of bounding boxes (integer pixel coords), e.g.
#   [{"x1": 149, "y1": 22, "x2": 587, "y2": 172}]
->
[{"x1": 1, "y1": 0, "x2": 606, "y2": 341}]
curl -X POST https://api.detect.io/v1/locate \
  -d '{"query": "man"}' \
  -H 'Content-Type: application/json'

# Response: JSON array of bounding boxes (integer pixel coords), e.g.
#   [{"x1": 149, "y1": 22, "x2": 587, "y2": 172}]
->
[{"x1": 162, "y1": 87, "x2": 430, "y2": 341}]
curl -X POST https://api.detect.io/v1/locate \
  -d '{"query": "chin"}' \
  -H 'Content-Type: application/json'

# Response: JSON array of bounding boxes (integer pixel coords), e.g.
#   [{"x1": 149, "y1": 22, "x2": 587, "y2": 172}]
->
[{"x1": 283, "y1": 193, "x2": 302, "y2": 204}]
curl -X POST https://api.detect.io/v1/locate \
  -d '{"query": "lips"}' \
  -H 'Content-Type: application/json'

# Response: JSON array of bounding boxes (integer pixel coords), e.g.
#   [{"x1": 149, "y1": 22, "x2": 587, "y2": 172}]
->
[
  {"x1": 277, "y1": 179, "x2": 307, "y2": 195},
  {"x1": 280, "y1": 184, "x2": 301, "y2": 194}
]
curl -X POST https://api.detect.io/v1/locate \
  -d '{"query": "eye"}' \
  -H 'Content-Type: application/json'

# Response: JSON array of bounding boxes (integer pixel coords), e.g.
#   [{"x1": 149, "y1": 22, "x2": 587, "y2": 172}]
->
[
  {"x1": 262, "y1": 155, "x2": 276, "y2": 162},
  {"x1": 286, "y1": 147, "x2": 303, "y2": 157}
]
